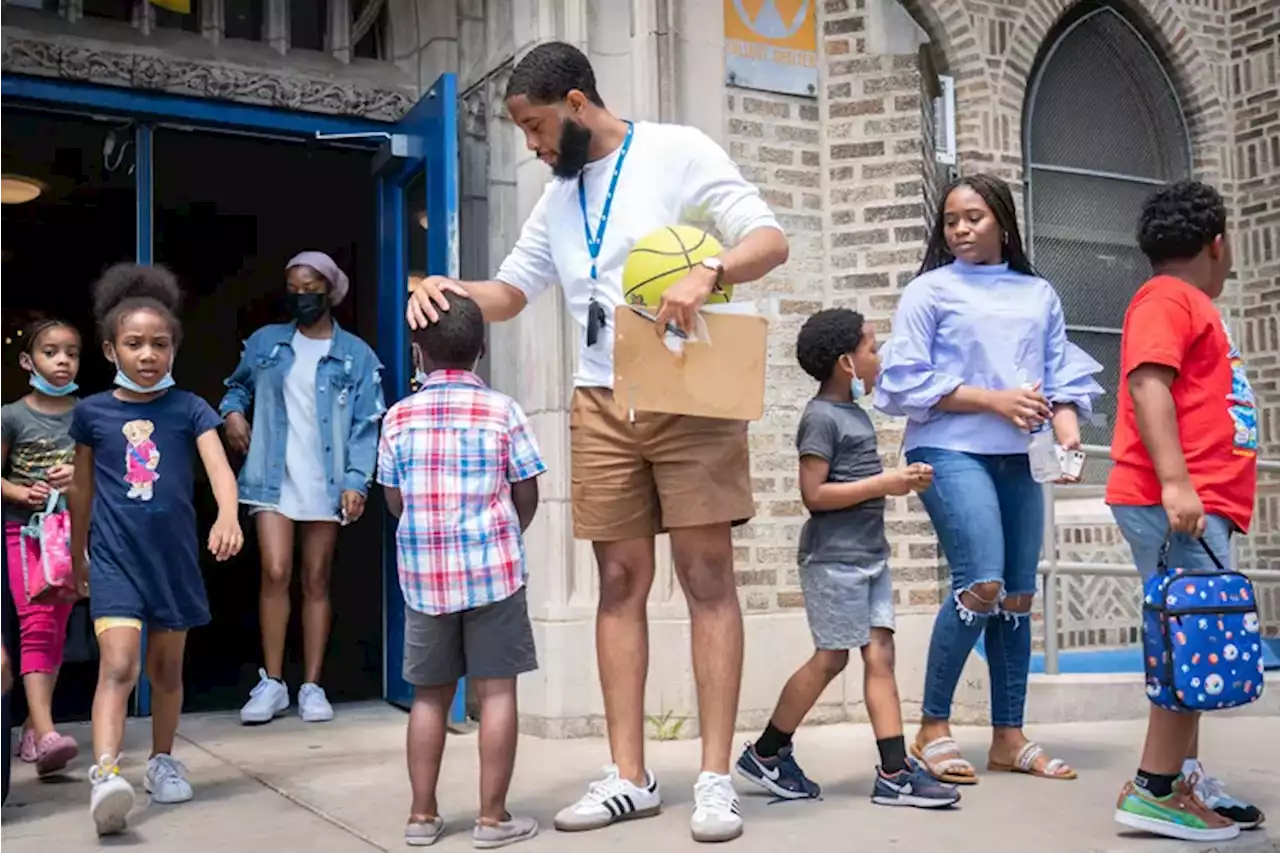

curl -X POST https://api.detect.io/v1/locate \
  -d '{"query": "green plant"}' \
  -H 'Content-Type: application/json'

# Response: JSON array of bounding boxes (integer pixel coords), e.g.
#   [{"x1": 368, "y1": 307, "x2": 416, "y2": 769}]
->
[{"x1": 646, "y1": 709, "x2": 686, "y2": 741}]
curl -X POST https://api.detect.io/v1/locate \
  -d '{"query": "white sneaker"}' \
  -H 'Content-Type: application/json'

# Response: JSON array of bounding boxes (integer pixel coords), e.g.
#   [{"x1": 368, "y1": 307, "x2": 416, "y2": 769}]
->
[
  {"x1": 553, "y1": 764, "x2": 662, "y2": 832},
  {"x1": 145, "y1": 754, "x2": 194, "y2": 804},
  {"x1": 89, "y1": 755, "x2": 136, "y2": 836},
  {"x1": 690, "y1": 771, "x2": 743, "y2": 843},
  {"x1": 298, "y1": 682, "x2": 334, "y2": 723},
  {"x1": 240, "y1": 668, "x2": 289, "y2": 724}
]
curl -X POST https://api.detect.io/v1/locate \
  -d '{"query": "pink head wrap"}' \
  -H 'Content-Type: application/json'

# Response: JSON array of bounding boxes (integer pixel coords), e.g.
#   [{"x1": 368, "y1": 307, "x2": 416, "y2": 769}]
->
[{"x1": 287, "y1": 251, "x2": 350, "y2": 306}]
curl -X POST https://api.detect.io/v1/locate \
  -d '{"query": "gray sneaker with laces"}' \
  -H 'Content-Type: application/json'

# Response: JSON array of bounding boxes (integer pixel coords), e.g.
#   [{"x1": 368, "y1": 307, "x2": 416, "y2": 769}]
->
[{"x1": 146, "y1": 753, "x2": 194, "y2": 804}]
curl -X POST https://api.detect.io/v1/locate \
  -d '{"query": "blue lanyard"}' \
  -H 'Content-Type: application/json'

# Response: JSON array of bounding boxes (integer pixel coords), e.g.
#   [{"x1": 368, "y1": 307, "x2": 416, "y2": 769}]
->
[{"x1": 578, "y1": 121, "x2": 634, "y2": 281}]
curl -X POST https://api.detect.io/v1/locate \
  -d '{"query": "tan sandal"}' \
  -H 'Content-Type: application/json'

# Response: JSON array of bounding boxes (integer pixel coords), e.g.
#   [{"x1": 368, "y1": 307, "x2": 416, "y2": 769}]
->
[
  {"x1": 987, "y1": 741, "x2": 1077, "y2": 780},
  {"x1": 911, "y1": 735, "x2": 978, "y2": 785}
]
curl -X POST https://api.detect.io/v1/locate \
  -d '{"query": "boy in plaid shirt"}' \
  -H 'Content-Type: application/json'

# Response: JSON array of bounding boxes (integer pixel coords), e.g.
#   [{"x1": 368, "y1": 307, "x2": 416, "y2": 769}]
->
[{"x1": 377, "y1": 294, "x2": 546, "y2": 848}]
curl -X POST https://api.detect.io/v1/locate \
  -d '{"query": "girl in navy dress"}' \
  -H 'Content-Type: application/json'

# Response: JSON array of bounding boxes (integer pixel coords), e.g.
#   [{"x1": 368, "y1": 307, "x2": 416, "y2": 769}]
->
[{"x1": 68, "y1": 265, "x2": 243, "y2": 836}]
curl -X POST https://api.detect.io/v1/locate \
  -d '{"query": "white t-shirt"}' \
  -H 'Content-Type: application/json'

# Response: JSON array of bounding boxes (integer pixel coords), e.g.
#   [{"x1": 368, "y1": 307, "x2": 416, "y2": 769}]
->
[
  {"x1": 277, "y1": 331, "x2": 336, "y2": 521},
  {"x1": 495, "y1": 121, "x2": 783, "y2": 388}
]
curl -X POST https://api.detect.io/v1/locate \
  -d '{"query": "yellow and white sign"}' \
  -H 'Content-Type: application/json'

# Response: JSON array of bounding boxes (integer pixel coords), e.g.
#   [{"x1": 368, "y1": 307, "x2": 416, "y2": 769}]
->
[{"x1": 724, "y1": 0, "x2": 818, "y2": 97}]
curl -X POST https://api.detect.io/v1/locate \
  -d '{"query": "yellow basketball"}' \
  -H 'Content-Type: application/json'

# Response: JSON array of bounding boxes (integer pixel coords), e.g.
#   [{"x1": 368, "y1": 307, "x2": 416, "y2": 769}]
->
[{"x1": 622, "y1": 226, "x2": 730, "y2": 307}]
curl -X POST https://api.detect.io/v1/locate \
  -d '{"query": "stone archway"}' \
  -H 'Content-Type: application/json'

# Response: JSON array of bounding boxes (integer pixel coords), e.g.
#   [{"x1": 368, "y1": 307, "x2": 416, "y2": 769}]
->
[{"x1": 892, "y1": 0, "x2": 1230, "y2": 184}]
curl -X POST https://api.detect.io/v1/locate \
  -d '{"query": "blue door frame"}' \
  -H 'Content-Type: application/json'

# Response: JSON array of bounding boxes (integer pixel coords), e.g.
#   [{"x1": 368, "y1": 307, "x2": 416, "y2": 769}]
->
[{"x1": 2, "y1": 74, "x2": 462, "y2": 722}]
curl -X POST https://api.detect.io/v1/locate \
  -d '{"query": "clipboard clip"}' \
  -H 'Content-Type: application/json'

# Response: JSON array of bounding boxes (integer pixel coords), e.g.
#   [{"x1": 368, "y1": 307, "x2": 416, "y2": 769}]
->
[{"x1": 625, "y1": 305, "x2": 689, "y2": 340}]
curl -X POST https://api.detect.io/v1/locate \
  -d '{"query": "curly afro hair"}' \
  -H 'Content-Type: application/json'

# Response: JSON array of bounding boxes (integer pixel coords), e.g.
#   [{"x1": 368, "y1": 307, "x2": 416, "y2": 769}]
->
[
  {"x1": 505, "y1": 41, "x2": 604, "y2": 107},
  {"x1": 92, "y1": 263, "x2": 184, "y2": 346},
  {"x1": 796, "y1": 308, "x2": 865, "y2": 383},
  {"x1": 1137, "y1": 181, "x2": 1227, "y2": 265}
]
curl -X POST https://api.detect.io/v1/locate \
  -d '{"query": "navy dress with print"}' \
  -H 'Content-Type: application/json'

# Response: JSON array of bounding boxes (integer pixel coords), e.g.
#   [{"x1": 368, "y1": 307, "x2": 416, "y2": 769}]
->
[{"x1": 69, "y1": 390, "x2": 223, "y2": 630}]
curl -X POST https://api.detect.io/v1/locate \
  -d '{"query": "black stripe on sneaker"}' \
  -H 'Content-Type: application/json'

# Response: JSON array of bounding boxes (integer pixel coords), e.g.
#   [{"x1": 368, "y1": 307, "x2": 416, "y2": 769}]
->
[
  {"x1": 647, "y1": 777, "x2": 658, "y2": 793},
  {"x1": 730, "y1": 803, "x2": 742, "y2": 815},
  {"x1": 612, "y1": 796, "x2": 630, "y2": 815},
  {"x1": 622, "y1": 794, "x2": 635, "y2": 814},
  {"x1": 603, "y1": 798, "x2": 618, "y2": 818}
]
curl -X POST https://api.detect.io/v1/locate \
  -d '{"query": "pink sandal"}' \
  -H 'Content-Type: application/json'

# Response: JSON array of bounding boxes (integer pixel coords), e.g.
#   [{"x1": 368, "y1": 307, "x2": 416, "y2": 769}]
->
[
  {"x1": 34, "y1": 731, "x2": 79, "y2": 776},
  {"x1": 19, "y1": 727, "x2": 38, "y2": 763}
]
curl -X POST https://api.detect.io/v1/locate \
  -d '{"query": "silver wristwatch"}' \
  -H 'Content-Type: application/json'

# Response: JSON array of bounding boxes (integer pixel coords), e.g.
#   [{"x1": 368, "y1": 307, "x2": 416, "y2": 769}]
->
[{"x1": 699, "y1": 257, "x2": 726, "y2": 289}]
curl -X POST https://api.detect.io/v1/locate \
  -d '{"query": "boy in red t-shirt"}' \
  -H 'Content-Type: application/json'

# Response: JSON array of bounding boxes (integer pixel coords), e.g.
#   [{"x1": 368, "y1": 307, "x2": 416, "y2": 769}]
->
[{"x1": 1108, "y1": 181, "x2": 1262, "y2": 841}]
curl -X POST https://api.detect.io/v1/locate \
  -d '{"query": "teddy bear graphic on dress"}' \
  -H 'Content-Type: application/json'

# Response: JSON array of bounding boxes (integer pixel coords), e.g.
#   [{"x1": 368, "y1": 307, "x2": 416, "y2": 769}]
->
[{"x1": 121, "y1": 419, "x2": 161, "y2": 501}]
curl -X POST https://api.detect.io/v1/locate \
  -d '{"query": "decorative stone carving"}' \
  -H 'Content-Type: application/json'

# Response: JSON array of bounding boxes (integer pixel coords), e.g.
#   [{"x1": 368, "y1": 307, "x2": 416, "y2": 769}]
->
[{"x1": 2, "y1": 35, "x2": 417, "y2": 120}]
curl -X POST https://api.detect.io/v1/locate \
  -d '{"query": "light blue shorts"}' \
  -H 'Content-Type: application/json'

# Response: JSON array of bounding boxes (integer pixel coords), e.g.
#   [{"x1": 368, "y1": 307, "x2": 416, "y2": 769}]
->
[{"x1": 1109, "y1": 504, "x2": 1233, "y2": 579}]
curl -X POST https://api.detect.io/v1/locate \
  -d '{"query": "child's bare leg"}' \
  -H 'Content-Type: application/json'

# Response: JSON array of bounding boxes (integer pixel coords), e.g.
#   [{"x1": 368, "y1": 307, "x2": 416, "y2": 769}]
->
[
  {"x1": 92, "y1": 626, "x2": 142, "y2": 762},
  {"x1": 145, "y1": 629, "x2": 187, "y2": 757},
  {"x1": 408, "y1": 683, "x2": 455, "y2": 820},
  {"x1": 769, "y1": 649, "x2": 848, "y2": 737},
  {"x1": 474, "y1": 677, "x2": 519, "y2": 824},
  {"x1": 862, "y1": 628, "x2": 907, "y2": 772}
]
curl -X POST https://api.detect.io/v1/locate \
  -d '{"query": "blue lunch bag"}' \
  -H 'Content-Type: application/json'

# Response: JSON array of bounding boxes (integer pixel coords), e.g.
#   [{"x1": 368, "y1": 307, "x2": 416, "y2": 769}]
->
[{"x1": 1142, "y1": 538, "x2": 1265, "y2": 713}]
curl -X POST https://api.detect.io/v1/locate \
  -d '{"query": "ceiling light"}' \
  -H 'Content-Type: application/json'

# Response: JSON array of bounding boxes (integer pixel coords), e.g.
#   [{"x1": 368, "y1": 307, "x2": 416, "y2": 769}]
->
[{"x1": 1, "y1": 175, "x2": 45, "y2": 205}]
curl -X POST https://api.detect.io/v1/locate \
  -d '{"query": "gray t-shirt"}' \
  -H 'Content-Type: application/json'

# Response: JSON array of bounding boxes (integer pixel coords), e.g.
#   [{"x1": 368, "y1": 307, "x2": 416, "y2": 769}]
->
[
  {"x1": 1, "y1": 399, "x2": 76, "y2": 524},
  {"x1": 796, "y1": 398, "x2": 890, "y2": 566}
]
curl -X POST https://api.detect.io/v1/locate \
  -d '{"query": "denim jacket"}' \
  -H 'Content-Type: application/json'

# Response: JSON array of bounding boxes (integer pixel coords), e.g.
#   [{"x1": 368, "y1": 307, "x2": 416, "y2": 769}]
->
[{"x1": 219, "y1": 321, "x2": 386, "y2": 512}]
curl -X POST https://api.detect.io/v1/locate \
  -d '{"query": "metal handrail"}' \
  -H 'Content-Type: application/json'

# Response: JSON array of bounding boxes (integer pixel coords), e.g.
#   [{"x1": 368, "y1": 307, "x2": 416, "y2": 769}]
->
[{"x1": 1038, "y1": 442, "x2": 1280, "y2": 674}]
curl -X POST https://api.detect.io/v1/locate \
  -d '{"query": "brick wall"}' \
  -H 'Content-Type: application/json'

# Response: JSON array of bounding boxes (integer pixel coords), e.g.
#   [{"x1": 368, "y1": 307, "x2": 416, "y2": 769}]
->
[
  {"x1": 723, "y1": 90, "x2": 827, "y2": 613},
  {"x1": 721, "y1": 0, "x2": 1279, "y2": 633},
  {"x1": 1229, "y1": 0, "x2": 1280, "y2": 568},
  {"x1": 819, "y1": 0, "x2": 946, "y2": 610}
]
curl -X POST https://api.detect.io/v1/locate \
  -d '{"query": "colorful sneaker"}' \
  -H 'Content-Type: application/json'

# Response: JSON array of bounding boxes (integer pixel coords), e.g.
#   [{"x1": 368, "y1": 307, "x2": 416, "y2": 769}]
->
[
  {"x1": 145, "y1": 754, "x2": 194, "y2": 804},
  {"x1": 553, "y1": 764, "x2": 661, "y2": 832},
  {"x1": 1186, "y1": 761, "x2": 1266, "y2": 830},
  {"x1": 34, "y1": 731, "x2": 79, "y2": 776},
  {"x1": 1114, "y1": 779, "x2": 1240, "y2": 842},
  {"x1": 871, "y1": 759, "x2": 961, "y2": 809},
  {"x1": 298, "y1": 682, "x2": 335, "y2": 723},
  {"x1": 89, "y1": 755, "x2": 136, "y2": 836},
  {"x1": 18, "y1": 727, "x2": 37, "y2": 763},
  {"x1": 240, "y1": 668, "x2": 289, "y2": 724},
  {"x1": 690, "y1": 771, "x2": 743, "y2": 843},
  {"x1": 735, "y1": 742, "x2": 820, "y2": 800}
]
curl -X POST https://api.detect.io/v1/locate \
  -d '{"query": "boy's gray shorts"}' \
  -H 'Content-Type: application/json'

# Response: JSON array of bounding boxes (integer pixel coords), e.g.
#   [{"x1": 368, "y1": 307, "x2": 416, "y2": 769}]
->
[
  {"x1": 403, "y1": 587, "x2": 538, "y2": 687},
  {"x1": 798, "y1": 560, "x2": 895, "y2": 650}
]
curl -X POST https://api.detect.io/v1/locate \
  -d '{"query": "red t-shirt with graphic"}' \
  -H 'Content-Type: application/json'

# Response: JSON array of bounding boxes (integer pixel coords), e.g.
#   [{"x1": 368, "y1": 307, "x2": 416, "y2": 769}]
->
[{"x1": 1106, "y1": 275, "x2": 1257, "y2": 531}]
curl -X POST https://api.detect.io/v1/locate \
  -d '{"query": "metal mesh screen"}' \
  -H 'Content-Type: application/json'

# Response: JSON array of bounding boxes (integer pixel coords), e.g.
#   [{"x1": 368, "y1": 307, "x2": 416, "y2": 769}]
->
[
  {"x1": 1028, "y1": 8, "x2": 1188, "y2": 181},
  {"x1": 1026, "y1": 5, "x2": 1191, "y2": 479},
  {"x1": 1029, "y1": 168, "x2": 1158, "y2": 329}
]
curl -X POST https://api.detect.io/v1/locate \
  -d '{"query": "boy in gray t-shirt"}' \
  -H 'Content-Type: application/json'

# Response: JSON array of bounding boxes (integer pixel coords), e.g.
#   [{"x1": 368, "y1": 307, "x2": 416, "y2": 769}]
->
[{"x1": 735, "y1": 309, "x2": 959, "y2": 809}]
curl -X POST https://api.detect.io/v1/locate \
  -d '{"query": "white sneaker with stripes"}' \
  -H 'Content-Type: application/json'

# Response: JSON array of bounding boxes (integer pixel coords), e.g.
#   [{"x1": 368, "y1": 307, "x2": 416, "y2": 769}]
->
[
  {"x1": 553, "y1": 764, "x2": 661, "y2": 832},
  {"x1": 690, "y1": 771, "x2": 743, "y2": 843}
]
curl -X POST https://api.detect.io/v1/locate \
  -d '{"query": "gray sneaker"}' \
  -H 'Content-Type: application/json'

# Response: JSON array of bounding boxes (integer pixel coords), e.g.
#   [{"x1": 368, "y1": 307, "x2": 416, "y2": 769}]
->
[
  {"x1": 405, "y1": 816, "x2": 445, "y2": 847},
  {"x1": 473, "y1": 815, "x2": 538, "y2": 849}
]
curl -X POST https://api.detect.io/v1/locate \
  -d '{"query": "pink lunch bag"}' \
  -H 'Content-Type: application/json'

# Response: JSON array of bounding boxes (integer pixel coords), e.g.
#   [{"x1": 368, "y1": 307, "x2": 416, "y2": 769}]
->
[{"x1": 20, "y1": 490, "x2": 77, "y2": 605}]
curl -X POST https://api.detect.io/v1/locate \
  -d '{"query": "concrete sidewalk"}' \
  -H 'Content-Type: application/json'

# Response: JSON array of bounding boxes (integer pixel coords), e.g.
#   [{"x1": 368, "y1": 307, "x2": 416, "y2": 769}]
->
[{"x1": 2, "y1": 703, "x2": 1276, "y2": 853}]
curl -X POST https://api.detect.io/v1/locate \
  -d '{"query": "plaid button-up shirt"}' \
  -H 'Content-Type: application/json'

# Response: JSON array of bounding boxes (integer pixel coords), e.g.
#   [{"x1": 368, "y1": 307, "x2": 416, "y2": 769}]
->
[{"x1": 376, "y1": 370, "x2": 546, "y2": 615}]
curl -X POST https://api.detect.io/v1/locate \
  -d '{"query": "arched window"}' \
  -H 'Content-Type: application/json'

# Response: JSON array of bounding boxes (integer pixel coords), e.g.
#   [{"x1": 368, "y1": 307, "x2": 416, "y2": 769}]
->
[{"x1": 1025, "y1": 3, "x2": 1190, "y2": 456}]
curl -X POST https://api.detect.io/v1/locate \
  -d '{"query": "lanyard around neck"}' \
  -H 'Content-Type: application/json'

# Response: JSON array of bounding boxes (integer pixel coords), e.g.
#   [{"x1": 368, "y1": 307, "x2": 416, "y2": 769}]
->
[{"x1": 578, "y1": 121, "x2": 634, "y2": 281}]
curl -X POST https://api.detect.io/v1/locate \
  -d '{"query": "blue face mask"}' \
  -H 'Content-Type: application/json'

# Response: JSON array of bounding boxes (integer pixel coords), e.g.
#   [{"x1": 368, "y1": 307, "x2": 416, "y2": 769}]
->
[
  {"x1": 28, "y1": 370, "x2": 78, "y2": 397},
  {"x1": 111, "y1": 354, "x2": 176, "y2": 394}
]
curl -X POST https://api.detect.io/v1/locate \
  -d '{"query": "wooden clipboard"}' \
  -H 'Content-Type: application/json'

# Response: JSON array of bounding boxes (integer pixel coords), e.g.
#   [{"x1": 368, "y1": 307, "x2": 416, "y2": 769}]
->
[{"x1": 612, "y1": 305, "x2": 768, "y2": 421}]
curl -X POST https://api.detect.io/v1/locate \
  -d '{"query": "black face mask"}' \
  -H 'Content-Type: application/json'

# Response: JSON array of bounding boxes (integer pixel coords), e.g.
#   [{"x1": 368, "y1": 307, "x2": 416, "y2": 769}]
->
[
  {"x1": 552, "y1": 117, "x2": 594, "y2": 179},
  {"x1": 287, "y1": 292, "x2": 329, "y2": 326}
]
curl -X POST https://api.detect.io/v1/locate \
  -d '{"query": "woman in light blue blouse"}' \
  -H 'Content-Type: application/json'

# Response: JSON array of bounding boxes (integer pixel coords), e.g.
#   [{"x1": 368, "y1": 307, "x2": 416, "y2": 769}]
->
[{"x1": 875, "y1": 175, "x2": 1103, "y2": 785}]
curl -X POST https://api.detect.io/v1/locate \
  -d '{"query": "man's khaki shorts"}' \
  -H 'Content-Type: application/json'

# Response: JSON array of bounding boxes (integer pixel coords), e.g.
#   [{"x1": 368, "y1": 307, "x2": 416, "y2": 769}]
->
[{"x1": 570, "y1": 388, "x2": 755, "y2": 542}]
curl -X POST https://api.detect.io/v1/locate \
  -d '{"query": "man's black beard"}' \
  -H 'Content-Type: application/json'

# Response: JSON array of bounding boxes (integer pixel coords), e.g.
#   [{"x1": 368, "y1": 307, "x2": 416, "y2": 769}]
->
[{"x1": 551, "y1": 117, "x2": 593, "y2": 179}]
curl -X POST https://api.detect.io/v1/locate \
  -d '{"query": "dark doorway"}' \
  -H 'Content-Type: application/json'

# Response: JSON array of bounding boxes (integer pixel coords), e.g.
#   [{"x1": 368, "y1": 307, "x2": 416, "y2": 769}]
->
[
  {"x1": 152, "y1": 127, "x2": 382, "y2": 713},
  {"x1": 1, "y1": 109, "x2": 137, "y2": 723}
]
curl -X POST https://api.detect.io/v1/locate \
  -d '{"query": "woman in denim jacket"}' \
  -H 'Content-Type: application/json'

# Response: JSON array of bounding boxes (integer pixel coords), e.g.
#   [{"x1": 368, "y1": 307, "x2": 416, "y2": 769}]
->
[{"x1": 220, "y1": 252, "x2": 385, "y2": 726}]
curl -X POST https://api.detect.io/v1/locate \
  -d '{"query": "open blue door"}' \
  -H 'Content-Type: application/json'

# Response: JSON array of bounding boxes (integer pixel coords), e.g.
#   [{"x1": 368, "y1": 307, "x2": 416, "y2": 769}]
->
[{"x1": 376, "y1": 73, "x2": 460, "y2": 714}]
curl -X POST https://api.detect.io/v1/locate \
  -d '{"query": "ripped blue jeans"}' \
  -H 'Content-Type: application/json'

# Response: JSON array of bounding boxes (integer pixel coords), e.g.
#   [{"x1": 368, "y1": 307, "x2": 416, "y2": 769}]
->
[{"x1": 907, "y1": 447, "x2": 1044, "y2": 728}]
